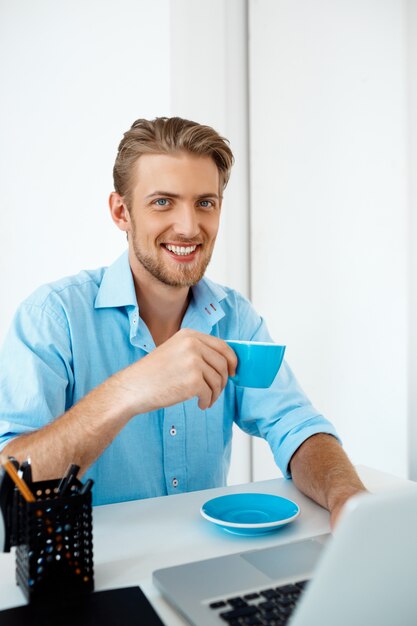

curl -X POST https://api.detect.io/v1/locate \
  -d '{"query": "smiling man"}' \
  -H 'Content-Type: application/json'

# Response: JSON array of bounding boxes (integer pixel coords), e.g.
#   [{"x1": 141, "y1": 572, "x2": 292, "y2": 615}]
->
[{"x1": 0, "y1": 117, "x2": 364, "y2": 524}]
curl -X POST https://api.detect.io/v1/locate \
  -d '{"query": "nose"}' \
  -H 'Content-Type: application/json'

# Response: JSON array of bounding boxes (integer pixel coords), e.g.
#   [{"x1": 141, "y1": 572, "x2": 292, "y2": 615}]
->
[{"x1": 173, "y1": 204, "x2": 200, "y2": 239}]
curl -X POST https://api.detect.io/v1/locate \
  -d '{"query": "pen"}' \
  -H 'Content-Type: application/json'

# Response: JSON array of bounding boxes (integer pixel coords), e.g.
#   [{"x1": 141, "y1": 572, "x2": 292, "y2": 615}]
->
[
  {"x1": 58, "y1": 463, "x2": 80, "y2": 497},
  {"x1": 7, "y1": 456, "x2": 19, "y2": 470},
  {"x1": 2, "y1": 460, "x2": 36, "y2": 503},
  {"x1": 79, "y1": 479, "x2": 94, "y2": 496},
  {"x1": 20, "y1": 457, "x2": 32, "y2": 484}
]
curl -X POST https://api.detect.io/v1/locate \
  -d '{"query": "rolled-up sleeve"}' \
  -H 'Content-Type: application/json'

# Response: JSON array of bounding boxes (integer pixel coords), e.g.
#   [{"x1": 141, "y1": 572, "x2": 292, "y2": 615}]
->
[
  {"x1": 232, "y1": 304, "x2": 340, "y2": 478},
  {"x1": 0, "y1": 301, "x2": 73, "y2": 451}
]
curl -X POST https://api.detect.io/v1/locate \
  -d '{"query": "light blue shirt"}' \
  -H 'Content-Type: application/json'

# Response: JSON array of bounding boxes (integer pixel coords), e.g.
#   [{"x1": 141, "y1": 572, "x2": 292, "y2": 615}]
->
[{"x1": 0, "y1": 251, "x2": 339, "y2": 505}]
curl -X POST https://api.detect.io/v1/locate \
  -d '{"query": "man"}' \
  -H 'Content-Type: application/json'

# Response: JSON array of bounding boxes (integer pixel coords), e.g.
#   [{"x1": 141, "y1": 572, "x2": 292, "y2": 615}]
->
[{"x1": 0, "y1": 117, "x2": 365, "y2": 525}]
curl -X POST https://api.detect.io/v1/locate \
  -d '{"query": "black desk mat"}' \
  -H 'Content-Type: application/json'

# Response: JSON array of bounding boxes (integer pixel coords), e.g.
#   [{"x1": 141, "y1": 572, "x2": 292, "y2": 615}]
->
[{"x1": 0, "y1": 586, "x2": 166, "y2": 625}]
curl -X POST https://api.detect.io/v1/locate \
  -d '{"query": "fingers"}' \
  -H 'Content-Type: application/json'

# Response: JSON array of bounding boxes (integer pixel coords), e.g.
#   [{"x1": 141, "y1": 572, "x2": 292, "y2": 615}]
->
[
  {"x1": 198, "y1": 361, "x2": 224, "y2": 409},
  {"x1": 200, "y1": 343, "x2": 229, "y2": 391},
  {"x1": 166, "y1": 330, "x2": 233, "y2": 409},
  {"x1": 196, "y1": 340, "x2": 237, "y2": 410},
  {"x1": 201, "y1": 336, "x2": 238, "y2": 376},
  {"x1": 197, "y1": 374, "x2": 216, "y2": 410},
  {"x1": 178, "y1": 329, "x2": 238, "y2": 377},
  {"x1": 129, "y1": 329, "x2": 238, "y2": 413}
]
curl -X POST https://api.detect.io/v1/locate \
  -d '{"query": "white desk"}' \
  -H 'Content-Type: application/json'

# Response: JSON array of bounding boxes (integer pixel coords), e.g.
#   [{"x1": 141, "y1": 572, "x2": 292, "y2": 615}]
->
[{"x1": 0, "y1": 466, "x2": 416, "y2": 624}]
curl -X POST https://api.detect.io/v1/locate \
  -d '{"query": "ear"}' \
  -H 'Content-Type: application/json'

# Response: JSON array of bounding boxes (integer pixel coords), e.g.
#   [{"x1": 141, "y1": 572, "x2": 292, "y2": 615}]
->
[{"x1": 109, "y1": 192, "x2": 131, "y2": 233}]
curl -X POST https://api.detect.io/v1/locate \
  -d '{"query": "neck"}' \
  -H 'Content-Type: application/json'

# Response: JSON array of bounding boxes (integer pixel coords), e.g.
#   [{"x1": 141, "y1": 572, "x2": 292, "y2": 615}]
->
[{"x1": 128, "y1": 250, "x2": 191, "y2": 346}]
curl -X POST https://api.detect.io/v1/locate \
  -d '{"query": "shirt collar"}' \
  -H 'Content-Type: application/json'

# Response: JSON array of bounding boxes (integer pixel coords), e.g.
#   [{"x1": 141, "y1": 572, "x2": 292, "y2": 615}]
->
[
  {"x1": 188, "y1": 276, "x2": 227, "y2": 328},
  {"x1": 95, "y1": 250, "x2": 137, "y2": 309},
  {"x1": 194, "y1": 276, "x2": 227, "y2": 303},
  {"x1": 94, "y1": 250, "x2": 228, "y2": 329}
]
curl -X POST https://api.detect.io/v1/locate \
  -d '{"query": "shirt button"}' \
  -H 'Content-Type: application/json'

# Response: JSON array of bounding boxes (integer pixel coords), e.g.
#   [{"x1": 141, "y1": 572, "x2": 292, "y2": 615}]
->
[
  {"x1": 170, "y1": 426, "x2": 177, "y2": 436},
  {"x1": 172, "y1": 478, "x2": 179, "y2": 488}
]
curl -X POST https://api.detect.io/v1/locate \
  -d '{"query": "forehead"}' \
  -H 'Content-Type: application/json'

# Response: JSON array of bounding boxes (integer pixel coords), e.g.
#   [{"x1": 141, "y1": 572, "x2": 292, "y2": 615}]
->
[{"x1": 131, "y1": 152, "x2": 220, "y2": 195}]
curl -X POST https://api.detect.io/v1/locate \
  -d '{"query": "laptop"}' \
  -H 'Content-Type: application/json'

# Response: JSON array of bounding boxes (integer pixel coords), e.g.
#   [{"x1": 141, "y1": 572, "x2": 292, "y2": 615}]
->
[{"x1": 153, "y1": 486, "x2": 417, "y2": 626}]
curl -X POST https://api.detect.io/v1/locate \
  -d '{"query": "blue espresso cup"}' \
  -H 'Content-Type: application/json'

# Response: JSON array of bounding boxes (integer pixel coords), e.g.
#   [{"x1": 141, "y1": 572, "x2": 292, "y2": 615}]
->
[{"x1": 225, "y1": 340, "x2": 286, "y2": 388}]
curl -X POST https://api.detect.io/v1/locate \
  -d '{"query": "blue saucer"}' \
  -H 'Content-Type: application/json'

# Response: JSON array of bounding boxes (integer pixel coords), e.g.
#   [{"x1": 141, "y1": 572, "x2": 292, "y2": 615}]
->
[{"x1": 200, "y1": 493, "x2": 300, "y2": 536}]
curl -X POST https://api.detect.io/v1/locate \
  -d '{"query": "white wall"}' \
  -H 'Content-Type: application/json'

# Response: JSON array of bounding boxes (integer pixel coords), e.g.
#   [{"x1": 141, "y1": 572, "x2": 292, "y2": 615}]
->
[
  {"x1": 408, "y1": 0, "x2": 417, "y2": 481},
  {"x1": 249, "y1": 0, "x2": 409, "y2": 479},
  {"x1": 0, "y1": 0, "x2": 171, "y2": 343}
]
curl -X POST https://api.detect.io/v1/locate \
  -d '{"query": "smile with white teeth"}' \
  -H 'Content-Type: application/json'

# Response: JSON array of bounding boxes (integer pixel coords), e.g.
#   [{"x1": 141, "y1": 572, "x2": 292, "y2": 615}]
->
[{"x1": 165, "y1": 244, "x2": 198, "y2": 256}]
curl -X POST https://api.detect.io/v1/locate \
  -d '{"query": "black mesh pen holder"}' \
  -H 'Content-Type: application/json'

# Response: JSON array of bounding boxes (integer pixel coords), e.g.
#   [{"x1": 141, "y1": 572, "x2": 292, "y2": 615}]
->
[{"x1": 13, "y1": 478, "x2": 94, "y2": 605}]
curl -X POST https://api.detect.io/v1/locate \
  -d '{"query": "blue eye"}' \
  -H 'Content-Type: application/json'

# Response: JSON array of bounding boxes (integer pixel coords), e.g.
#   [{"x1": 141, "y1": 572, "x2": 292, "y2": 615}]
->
[
  {"x1": 199, "y1": 200, "x2": 213, "y2": 208},
  {"x1": 155, "y1": 198, "x2": 169, "y2": 206}
]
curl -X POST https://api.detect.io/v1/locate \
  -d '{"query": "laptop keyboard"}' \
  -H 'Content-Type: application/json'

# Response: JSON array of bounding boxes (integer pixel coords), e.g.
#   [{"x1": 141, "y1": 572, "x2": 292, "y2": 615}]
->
[{"x1": 208, "y1": 580, "x2": 309, "y2": 625}]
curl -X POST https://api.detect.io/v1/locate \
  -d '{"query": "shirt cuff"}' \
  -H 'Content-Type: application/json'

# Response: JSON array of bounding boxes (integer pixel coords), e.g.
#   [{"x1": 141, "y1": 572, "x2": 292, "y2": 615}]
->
[{"x1": 277, "y1": 423, "x2": 342, "y2": 479}]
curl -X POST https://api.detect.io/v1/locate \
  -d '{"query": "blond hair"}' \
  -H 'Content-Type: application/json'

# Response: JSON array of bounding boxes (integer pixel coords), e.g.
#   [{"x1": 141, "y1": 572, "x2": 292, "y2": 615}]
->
[{"x1": 113, "y1": 117, "x2": 234, "y2": 207}]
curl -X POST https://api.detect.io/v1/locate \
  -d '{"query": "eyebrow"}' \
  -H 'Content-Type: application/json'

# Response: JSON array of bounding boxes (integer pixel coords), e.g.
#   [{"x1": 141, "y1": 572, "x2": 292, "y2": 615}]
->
[{"x1": 145, "y1": 191, "x2": 220, "y2": 200}]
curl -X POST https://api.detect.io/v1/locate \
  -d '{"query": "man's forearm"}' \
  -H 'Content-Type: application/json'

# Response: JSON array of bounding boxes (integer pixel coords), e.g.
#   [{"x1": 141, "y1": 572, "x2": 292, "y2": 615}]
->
[
  {"x1": 0, "y1": 374, "x2": 136, "y2": 480},
  {"x1": 0, "y1": 329, "x2": 236, "y2": 480},
  {"x1": 289, "y1": 433, "x2": 366, "y2": 528}
]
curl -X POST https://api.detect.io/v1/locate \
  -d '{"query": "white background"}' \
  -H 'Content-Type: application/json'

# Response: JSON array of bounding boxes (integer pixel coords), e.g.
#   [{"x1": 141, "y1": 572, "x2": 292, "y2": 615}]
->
[
  {"x1": 0, "y1": 0, "x2": 170, "y2": 323},
  {"x1": 249, "y1": 0, "x2": 411, "y2": 480},
  {"x1": 0, "y1": 0, "x2": 416, "y2": 483}
]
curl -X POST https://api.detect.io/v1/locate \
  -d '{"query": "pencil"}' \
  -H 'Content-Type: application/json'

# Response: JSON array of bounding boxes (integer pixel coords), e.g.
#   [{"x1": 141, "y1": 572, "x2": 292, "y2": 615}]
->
[{"x1": 3, "y1": 459, "x2": 36, "y2": 503}]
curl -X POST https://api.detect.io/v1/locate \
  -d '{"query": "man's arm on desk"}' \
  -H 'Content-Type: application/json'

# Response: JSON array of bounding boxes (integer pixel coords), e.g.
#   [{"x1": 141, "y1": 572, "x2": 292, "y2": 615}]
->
[{"x1": 289, "y1": 433, "x2": 366, "y2": 529}]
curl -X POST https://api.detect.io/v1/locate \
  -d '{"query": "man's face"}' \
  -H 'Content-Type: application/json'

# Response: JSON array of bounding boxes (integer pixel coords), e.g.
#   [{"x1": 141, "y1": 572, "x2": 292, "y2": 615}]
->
[{"x1": 126, "y1": 152, "x2": 221, "y2": 287}]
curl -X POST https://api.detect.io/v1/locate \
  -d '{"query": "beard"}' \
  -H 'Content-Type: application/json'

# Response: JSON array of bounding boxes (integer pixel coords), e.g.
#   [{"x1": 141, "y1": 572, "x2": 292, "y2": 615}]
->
[{"x1": 131, "y1": 226, "x2": 215, "y2": 288}]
